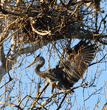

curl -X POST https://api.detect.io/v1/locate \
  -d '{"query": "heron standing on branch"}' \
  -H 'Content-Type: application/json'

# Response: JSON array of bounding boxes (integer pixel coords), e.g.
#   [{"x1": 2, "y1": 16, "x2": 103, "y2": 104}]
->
[
  {"x1": 27, "y1": 54, "x2": 73, "y2": 92},
  {"x1": 27, "y1": 40, "x2": 97, "y2": 92}
]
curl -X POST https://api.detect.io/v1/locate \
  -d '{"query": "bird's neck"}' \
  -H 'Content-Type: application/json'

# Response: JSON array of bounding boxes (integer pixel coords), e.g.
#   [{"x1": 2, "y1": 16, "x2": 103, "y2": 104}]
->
[
  {"x1": 35, "y1": 57, "x2": 45, "y2": 72},
  {"x1": 35, "y1": 57, "x2": 46, "y2": 78}
]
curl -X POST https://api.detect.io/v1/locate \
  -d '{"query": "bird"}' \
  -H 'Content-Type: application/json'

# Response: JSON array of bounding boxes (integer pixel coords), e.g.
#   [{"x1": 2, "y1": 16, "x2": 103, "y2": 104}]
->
[
  {"x1": 26, "y1": 54, "x2": 73, "y2": 92},
  {"x1": 58, "y1": 40, "x2": 97, "y2": 86},
  {"x1": 27, "y1": 40, "x2": 97, "y2": 92}
]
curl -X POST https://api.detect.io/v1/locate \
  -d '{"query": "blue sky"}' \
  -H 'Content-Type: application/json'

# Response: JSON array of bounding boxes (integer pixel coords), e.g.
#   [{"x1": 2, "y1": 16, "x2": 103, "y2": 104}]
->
[{"x1": 0, "y1": 0, "x2": 107, "y2": 110}]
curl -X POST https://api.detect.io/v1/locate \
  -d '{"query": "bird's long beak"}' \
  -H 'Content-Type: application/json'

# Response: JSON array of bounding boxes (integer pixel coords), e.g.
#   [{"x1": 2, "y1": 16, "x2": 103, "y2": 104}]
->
[
  {"x1": 26, "y1": 54, "x2": 40, "y2": 68},
  {"x1": 26, "y1": 59, "x2": 36, "y2": 68}
]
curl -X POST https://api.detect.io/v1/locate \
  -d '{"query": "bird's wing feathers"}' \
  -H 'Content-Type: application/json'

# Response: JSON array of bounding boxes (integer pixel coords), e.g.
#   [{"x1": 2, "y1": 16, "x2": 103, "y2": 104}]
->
[{"x1": 65, "y1": 42, "x2": 96, "y2": 82}]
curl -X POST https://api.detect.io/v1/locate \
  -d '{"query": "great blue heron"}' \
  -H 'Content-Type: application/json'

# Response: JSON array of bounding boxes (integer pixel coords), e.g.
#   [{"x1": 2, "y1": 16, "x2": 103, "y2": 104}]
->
[
  {"x1": 27, "y1": 40, "x2": 97, "y2": 92},
  {"x1": 27, "y1": 54, "x2": 73, "y2": 92}
]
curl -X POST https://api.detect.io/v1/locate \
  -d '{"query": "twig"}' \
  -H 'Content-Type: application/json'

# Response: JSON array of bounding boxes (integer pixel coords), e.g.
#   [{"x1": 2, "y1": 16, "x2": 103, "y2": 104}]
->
[
  {"x1": 56, "y1": 93, "x2": 68, "y2": 110},
  {"x1": 0, "y1": 78, "x2": 13, "y2": 89},
  {"x1": 89, "y1": 53, "x2": 107, "y2": 67},
  {"x1": 37, "y1": 93, "x2": 55, "y2": 109},
  {"x1": 0, "y1": 102, "x2": 22, "y2": 110},
  {"x1": 30, "y1": 82, "x2": 49, "y2": 110}
]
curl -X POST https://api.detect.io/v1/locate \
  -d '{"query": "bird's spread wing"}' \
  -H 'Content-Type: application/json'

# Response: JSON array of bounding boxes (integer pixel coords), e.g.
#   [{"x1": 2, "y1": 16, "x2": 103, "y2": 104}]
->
[{"x1": 64, "y1": 43, "x2": 96, "y2": 84}]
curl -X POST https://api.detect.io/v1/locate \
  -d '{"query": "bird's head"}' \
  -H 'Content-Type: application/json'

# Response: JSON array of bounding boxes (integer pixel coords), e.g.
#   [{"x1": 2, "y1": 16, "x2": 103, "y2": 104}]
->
[{"x1": 26, "y1": 54, "x2": 41, "y2": 68}]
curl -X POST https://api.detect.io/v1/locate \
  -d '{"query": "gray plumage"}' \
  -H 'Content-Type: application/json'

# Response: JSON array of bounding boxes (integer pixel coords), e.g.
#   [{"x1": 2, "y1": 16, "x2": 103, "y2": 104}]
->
[
  {"x1": 58, "y1": 40, "x2": 96, "y2": 86},
  {"x1": 27, "y1": 55, "x2": 72, "y2": 92},
  {"x1": 27, "y1": 40, "x2": 97, "y2": 92}
]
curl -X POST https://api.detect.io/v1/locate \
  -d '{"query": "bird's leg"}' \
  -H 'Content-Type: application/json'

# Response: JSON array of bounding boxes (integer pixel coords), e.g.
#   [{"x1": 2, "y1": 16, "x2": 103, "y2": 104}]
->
[
  {"x1": 51, "y1": 82, "x2": 55, "y2": 93},
  {"x1": 51, "y1": 81, "x2": 58, "y2": 93}
]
